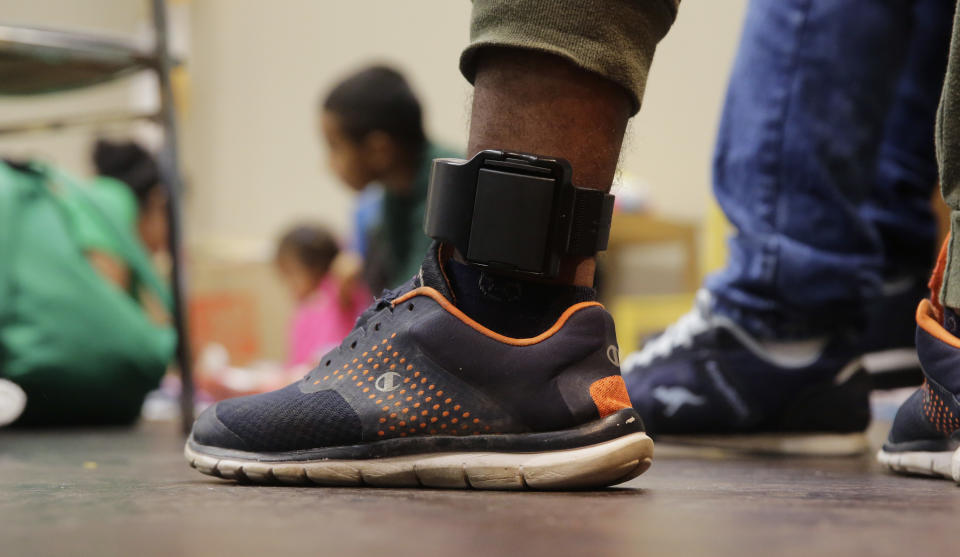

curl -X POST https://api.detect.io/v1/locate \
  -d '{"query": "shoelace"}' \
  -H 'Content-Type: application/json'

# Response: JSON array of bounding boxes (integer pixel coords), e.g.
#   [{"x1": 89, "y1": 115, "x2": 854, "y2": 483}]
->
[
  {"x1": 352, "y1": 277, "x2": 418, "y2": 330},
  {"x1": 311, "y1": 278, "x2": 420, "y2": 373},
  {"x1": 623, "y1": 289, "x2": 714, "y2": 371}
]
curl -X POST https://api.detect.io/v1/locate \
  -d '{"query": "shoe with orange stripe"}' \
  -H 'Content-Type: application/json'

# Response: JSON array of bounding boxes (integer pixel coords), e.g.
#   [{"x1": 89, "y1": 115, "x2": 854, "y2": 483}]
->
[
  {"x1": 185, "y1": 245, "x2": 652, "y2": 490},
  {"x1": 877, "y1": 301, "x2": 960, "y2": 480},
  {"x1": 878, "y1": 240, "x2": 960, "y2": 480}
]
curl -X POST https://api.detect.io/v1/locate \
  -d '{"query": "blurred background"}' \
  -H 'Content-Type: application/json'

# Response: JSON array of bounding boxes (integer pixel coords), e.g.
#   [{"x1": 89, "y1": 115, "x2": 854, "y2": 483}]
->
[{"x1": 0, "y1": 0, "x2": 748, "y2": 417}]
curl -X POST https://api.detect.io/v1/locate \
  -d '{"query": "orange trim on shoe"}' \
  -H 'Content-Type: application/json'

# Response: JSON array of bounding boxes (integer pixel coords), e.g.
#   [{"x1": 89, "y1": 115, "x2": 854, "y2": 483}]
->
[
  {"x1": 589, "y1": 376, "x2": 633, "y2": 418},
  {"x1": 917, "y1": 298, "x2": 960, "y2": 349},
  {"x1": 928, "y1": 235, "x2": 950, "y2": 321},
  {"x1": 391, "y1": 287, "x2": 603, "y2": 346},
  {"x1": 436, "y1": 243, "x2": 457, "y2": 304}
]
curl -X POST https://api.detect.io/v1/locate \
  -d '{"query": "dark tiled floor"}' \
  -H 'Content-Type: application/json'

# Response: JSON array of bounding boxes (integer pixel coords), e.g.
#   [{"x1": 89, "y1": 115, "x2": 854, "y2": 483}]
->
[{"x1": 1, "y1": 421, "x2": 957, "y2": 557}]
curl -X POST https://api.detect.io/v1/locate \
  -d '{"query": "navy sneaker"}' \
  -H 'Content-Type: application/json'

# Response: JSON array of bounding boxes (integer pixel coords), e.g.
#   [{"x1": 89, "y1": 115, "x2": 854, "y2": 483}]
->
[
  {"x1": 860, "y1": 273, "x2": 926, "y2": 389},
  {"x1": 622, "y1": 291, "x2": 871, "y2": 455},
  {"x1": 185, "y1": 244, "x2": 652, "y2": 490},
  {"x1": 877, "y1": 302, "x2": 960, "y2": 480}
]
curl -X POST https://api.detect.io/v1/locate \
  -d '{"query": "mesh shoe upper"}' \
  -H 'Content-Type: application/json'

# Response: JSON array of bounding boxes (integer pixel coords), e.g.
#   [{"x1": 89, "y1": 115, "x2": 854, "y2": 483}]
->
[
  {"x1": 884, "y1": 302, "x2": 960, "y2": 451},
  {"x1": 195, "y1": 385, "x2": 361, "y2": 452},
  {"x1": 191, "y1": 244, "x2": 633, "y2": 453}
]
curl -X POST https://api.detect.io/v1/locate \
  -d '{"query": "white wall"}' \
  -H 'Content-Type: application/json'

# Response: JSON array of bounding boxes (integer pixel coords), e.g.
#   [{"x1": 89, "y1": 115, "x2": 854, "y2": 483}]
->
[
  {"x1": 625, "y1": 0, "x2": 747, "y2": 219},
  {"x1": 183, "y1": 0, "x2": 474, "y2": 255},
  {"x1": 0, "y1": 0, "x2": 151, "y2": 172},
  {"x1": 183, "y1": 0, "x2": 748, "y2": 254},
  {"x1": 0, "y1": 0, "x2": 748, "y2": 253}
]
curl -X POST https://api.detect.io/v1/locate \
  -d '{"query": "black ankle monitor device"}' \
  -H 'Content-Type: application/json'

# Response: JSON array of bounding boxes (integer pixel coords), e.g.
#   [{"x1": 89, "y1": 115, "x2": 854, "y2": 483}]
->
[{"x1": 423, "y1": 150, "x2": 615, "y2": 279}]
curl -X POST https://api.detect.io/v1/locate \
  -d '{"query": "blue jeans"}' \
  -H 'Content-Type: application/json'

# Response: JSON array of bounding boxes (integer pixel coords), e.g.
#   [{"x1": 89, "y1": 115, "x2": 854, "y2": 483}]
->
[{"x1": 706, "y1": 0, "x2": 954, "y2": 339}]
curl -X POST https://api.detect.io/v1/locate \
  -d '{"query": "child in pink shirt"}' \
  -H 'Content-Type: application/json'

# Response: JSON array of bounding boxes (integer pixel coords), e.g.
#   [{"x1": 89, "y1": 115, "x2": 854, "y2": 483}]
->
[{"x1": 275, "y1": 224, "x2": 370, "y2": 367}]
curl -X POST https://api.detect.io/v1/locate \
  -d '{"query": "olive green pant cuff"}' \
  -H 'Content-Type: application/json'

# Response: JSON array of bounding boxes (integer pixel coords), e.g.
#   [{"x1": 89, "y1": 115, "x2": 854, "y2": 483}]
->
[
  {"x1": 460, "y1": 0, "x2": 678, "y2": 115},
  {"x1": 941, "y1": 212, "x2": 960, "y2": 308}
]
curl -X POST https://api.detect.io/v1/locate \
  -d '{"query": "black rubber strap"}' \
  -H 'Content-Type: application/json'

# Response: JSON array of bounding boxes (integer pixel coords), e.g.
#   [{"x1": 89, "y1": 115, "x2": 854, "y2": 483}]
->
[
  {"x1": 567, "y1": 187, "x2": 615, "y2": 255},
  {"x1": 424, "y1": 151, "x2": 615, "y2": 278}
]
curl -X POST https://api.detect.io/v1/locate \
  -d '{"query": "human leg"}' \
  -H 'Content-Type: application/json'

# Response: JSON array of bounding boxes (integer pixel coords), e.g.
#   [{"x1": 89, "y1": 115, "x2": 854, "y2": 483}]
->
[
  {"x1": 624, "y1": 0, "x2": 919, "y2": 451},
  {"x1": 858, "y1": 0, "x2": 954, "y2": 387},
  {"x1": 185, "y1": 0, "x2": 677, "y2": 489}
]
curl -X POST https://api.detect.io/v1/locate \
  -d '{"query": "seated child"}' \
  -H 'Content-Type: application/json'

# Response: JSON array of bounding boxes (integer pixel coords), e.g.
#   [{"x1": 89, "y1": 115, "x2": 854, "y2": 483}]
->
[
  {"x1": 191, "y1": 225, "x2": 370, "y2": 402},
  {"x1": 319, "y1": 64, "x2": 460, "y2": 292},
  {"x1": 93, "y1": 139, "x2": 169, "y2": 258},
  {"x1": 275, "y1": 223, "x2": 371, "y2": 367},
  {"x1": 0, "y1": 144, "x2": 175, "y2": 427}
]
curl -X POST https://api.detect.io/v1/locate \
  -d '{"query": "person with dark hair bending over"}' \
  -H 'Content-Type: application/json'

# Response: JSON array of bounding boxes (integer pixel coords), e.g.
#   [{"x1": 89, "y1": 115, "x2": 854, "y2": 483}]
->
[
  {"x1": 320, "y1": 65, "x2": 459, "y2": 293},
  {"x1": 90, "y1": 139, "x2": 174, "y2": 323},
  {"x1": 0, "y1": 139, "x2": 175, "y2": 426},
  {"x1": 93, "y1": 140, "x2": 170, "y2": 255}
]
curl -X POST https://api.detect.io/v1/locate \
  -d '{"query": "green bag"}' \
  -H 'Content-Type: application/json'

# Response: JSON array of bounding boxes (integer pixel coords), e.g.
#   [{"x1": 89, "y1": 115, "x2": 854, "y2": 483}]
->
[{"x1": 0, "y1": 162, "x2": 176, "y2": 426}]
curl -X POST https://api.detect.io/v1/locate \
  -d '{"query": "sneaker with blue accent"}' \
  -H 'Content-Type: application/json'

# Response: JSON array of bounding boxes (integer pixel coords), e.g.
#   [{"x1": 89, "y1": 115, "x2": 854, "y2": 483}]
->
[
  {"x1": 622, "y1": 290, "x2": 871, "y2": 456},
  {"x1": 877, "y1": 302, "x2": 960, "y2": 479},
  {"x1": 185, "y1": 244, "x2": 652, "y2": 490}
]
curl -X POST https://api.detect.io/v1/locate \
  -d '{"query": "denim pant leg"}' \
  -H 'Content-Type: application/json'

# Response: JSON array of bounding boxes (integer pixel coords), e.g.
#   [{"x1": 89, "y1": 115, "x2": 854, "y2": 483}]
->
[
  {"x1": 861, "y1": 0, "x2": 954, "y2": 280},
  {"x1": 705, "y1": 0, "x2": 914, "y2": 339}
]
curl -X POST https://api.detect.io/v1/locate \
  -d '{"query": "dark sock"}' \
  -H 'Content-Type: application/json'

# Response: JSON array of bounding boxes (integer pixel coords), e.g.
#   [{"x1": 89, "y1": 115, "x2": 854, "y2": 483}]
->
[
  {"x1": 444, "y1": 259, "x2": 596, "y2": 338},
  {"x1": 944, "y1": 307, "x2": 960, "y2": 336}
]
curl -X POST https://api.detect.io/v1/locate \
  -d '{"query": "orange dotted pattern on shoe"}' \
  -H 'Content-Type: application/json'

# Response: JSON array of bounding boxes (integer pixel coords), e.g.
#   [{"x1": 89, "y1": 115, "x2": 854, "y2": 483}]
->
[
  {"x1": 306, "y1": 334, "x2": 497, "y2": 440},
  {"x1": 922, "y1": 380, "x2": 960, "y2": 435},
  {"x1": 589, "y1": 375, "x2": 632, "y2": 418}
]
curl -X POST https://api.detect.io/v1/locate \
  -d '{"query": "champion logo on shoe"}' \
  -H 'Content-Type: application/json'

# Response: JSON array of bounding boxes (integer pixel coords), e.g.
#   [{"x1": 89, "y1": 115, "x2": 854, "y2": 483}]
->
[
  {"x1": 652, "y1": 386, "x2": 706, "y2": 417},
  {"x1": 607, "y1": 345, "x2": 620, "y2": 367},
  {"x1": 375, "y1": 371, "x2": 403, "y2": 392}
]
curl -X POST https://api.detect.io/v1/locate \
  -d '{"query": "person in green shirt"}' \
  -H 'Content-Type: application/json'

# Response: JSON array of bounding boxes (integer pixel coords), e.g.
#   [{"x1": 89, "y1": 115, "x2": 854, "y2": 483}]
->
[
  {"x1": 88, "y1": 139, "x2": 171, "y2": 293},
  {"x1": 0, "y1": 148, "x2": 175, "y2": 426},
  {"x1": 58, "y1": 172, "x2": 143, "y2": 293},
  {"x1": 319, "y1": 65, "x2": 459, "y2": 292}
]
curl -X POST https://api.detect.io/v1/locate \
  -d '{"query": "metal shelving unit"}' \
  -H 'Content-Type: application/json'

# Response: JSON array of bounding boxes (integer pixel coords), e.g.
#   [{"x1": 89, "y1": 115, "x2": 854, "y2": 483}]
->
[{"x1": 0, "y1": 0, "x2": 195, "y2": 432}]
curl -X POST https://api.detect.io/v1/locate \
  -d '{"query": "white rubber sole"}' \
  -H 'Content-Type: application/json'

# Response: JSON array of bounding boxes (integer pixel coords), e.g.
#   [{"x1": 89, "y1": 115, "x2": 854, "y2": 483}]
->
[
  {"x1": 658, "y1": 432, "x2": 869, "y2": 457},
  {"x1": 877, "y1": 448, "x2": 955, "y2": 479},
  {"x1": 953, "y1": 450, "x2": 960, "y2": 482},
  {"x1": 862, "y1": 348, "x2": 920, "y2": 375},
  {"x1": 185, "y1": 432, "x2": 654, "y2": 490},
  {"x1": 0, "y1": 379, "x2": 26, "y2": 427}
]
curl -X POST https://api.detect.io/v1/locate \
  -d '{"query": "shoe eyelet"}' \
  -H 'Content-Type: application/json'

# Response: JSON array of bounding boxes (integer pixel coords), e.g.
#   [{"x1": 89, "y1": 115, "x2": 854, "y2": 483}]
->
[
  {"x1": 374, "y1": 323, "x2": 381, "y2": 331},
  {"x1": 350, "y1": 341, "x2": 357, "y2": 349},
  {"x1": 324, "y1": 360, "x2": 331, "y2": 367},
  {"x1": 407, "y1": 303, "x2": 414, "y2": 311}
]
